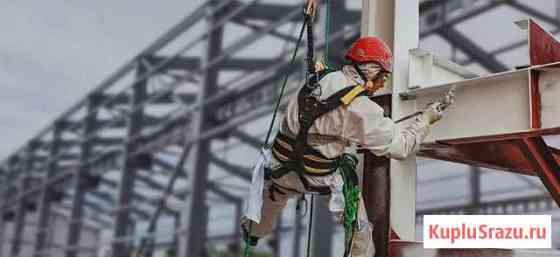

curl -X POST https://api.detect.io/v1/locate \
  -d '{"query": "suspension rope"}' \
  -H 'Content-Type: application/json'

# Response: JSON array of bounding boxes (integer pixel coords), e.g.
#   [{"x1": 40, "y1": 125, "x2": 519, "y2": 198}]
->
[
  {"x1": 324, "y1": 0, "x2": 332, "y2": 66},
  {"x1": 244, "y1": 11, "x2": 311, "y2": 257},
  {"x1": 303, "y1": 6, "x2": 321, "y2": 257},
  {"x1": 247, "y1": 1, "x2": 335, "y2": 256},
  {"x1": 305, "y1": 195, "x2": 315, "y2": 257},
  {"x1": 133, "y1": 115, "x2": 192, "y2": 257},
  {"x1": 263, "y1": 14, "x2": 310, "y2": 146}
]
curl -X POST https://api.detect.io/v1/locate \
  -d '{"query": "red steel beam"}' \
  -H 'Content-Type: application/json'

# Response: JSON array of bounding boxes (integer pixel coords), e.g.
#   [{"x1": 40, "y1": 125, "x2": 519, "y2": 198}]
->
[
  {"x1": 527, "y1": 19, "x2": 560, "y2": 129},
  {"x1": 420, "y1": 140, "x2": 535, "y2": 176},
  {"x1": 529, "y1": 19, "x2": 560, "y2": 66},
  {"x1": 518, "y1": 137, "x2": 560, "y2": 207}
]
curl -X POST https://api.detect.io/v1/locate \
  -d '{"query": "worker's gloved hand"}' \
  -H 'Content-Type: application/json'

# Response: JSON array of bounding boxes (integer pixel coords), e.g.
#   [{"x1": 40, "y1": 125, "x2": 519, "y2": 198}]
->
[
  {"x1": 305, "y1": 0, "x2": 318, "y2": 16},
  {"x1": 421, "y1": 102, "x2": 444, "y2": 125},
  {"x1": 422, "y1": 86, "x2": 455, "y2": 124}
]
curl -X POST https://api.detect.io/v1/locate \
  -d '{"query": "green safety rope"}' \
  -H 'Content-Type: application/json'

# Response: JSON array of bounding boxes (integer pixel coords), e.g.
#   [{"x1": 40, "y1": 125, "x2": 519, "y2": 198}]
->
[
  {"x1": 244, "y1": 1, "x2": 335, "y2": 256},
  {"x1": 324, "y1": 0, "x2": 332, "y2": 67},
  {"x1": 243, "y1": 9, "x2": 311, "y2": 257},
  {"x1": 339, "y1": 154, "x2": 361, "y2": 257},
  {"x1": 263, "y1": 13, "x2": 310, "y2": 146}
]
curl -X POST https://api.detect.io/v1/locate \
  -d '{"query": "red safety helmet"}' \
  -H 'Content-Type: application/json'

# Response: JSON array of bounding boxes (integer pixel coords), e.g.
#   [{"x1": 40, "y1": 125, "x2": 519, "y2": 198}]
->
[{"x1": 345, "y1": 36, "x2": 393, "y2": 72}]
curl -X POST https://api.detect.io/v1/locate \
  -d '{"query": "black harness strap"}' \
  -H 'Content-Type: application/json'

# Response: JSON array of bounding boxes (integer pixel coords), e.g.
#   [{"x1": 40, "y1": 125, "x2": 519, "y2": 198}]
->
[
  {"x1": 265, "y1": 166, "x2": 331, "y2": 195},
  {"x1": 268, "y1": 82, "x2": 368, "y2": 194},
  {"x1": 274, "y1": 84, "x2": 366, "y2": 167},
  {"x1": 352, "y1": 63, "x2": 369, "y2": 83}
]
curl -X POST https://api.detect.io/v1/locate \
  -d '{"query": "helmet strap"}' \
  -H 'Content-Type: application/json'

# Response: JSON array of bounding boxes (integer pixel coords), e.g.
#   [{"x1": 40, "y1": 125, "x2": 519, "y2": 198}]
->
[
  {"x1": 352, "y1": 63, "x2": 389, "y2": 96},
  {"x1": 352, "y1": 63, "x2": 369, "y2": 84}
]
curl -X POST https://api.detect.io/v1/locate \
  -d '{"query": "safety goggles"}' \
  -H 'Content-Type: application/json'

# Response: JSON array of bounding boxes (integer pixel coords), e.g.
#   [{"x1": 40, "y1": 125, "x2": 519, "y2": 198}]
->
[{"x1": 374, "y1": 71, "x2": 392, "y2": 85}]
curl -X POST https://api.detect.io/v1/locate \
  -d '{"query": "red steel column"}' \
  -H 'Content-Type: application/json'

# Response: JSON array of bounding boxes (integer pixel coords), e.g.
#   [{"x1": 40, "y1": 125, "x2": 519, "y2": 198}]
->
[{"x1": 362, "y1": 95, "x2": 393, "y2": 257}]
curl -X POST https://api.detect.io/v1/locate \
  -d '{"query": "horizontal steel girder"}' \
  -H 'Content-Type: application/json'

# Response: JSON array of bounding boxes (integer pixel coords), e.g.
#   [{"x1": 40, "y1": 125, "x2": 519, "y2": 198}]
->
[
  {"x1": 147, "y1": 55, "x2": 279, "y2": 71},
  {"x1": 209, "y1": 154, "x2": 251, "y2": 182},
  {"x1": 0, "y1": 0, "x2": 506, "y2": 167}
]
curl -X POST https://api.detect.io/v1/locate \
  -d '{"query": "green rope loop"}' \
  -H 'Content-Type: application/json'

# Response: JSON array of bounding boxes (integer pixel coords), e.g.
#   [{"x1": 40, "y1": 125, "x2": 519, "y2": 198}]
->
[
  {"x1": 243, "y1": 223, "x2": 259, "y2": 257},
  {"x1": 247, "y1": 1, "x2": 335, "y2": 256},
  {"x1": 245, "y1": 9, "x2": 311, "y2": 257},
  {"x1": 339, "y1": 154, "x2": 361, "y2": 257},
  {"x1": 243, "y1": 243, "x2": 253, "y2": 257}
]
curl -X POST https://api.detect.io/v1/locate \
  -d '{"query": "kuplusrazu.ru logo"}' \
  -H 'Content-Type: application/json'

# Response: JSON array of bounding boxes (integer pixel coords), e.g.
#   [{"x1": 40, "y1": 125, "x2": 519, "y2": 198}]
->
[
  {"x1": 423, "y1": 215, "x2": 551, "y2": 248},
  {"x1": 427, "y1": 223, "x2": 547, "y2": 244}
]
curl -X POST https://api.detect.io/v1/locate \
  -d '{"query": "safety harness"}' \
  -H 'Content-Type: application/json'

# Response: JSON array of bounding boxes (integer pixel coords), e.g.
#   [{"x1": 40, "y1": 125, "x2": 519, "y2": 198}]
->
[
  {"x1": 266, "y1": 9, "x2": 369, "y2": 186},
  {"x1": 267, "y1": 80, "x2": 367, "y2": 189},
  {"x1": 265, "y1": 63, "x2": 366, "y2": 257},
  {"x1": 266, "y1": 9, "x2": 368, "y2": 257},
  {"x1": 245, "y1": 5, "x2": 367, "y2": 257}
]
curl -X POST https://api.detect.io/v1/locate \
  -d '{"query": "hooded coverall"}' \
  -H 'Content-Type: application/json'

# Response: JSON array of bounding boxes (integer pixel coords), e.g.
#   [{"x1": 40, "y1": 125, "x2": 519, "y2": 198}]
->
[{"x1": 244, "y1": 66, "x2": 431, "y2": 257}]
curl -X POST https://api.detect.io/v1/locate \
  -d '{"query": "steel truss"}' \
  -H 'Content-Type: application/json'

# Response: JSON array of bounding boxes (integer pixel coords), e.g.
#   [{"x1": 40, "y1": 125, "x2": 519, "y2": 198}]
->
[{"x1": 0, "y1": 0, "x2": 558, "y2": 256}]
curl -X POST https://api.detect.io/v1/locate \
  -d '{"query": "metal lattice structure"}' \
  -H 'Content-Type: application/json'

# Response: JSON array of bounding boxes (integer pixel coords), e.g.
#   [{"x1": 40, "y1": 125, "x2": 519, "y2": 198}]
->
[{"x1": 1, "y1": 0, "x2": 559, "y2": 256}]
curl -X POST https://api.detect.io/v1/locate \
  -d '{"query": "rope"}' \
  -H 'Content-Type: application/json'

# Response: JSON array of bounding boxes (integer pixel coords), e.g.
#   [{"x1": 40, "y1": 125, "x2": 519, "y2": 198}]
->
[
  {"x1": 244, "y1": 11, "x2": 311, "y2": 257},
  {"x1": 305, "y1": 195, "x2": 315, "y2": 257},
  {"x1": 246, "y1": 1, "x2": 335, "y2": 255},
  {"x1": 339, "y1": 154, "x2": 361, "y2": 257},
  {"x1": 302, "y1": 12, "x2": 318, "y2": 257},
  {"x1": 264, "y1": 14, "x2": 310, "y2": 146},
  {"x1": 243, "y1": 229, "x2": 254, "y2": 257},
  {"x1": 324, "y1": 0, "x2": 332, "y2": 66},
  {"x1": 133, "y1": 115, "x2": 192, "y2": 257}
]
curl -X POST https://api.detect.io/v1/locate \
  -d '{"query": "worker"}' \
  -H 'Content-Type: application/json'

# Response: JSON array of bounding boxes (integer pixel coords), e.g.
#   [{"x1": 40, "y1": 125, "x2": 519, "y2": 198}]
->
[{"x1": 241, "y1": 34, "x2": 449, "y2": 257}]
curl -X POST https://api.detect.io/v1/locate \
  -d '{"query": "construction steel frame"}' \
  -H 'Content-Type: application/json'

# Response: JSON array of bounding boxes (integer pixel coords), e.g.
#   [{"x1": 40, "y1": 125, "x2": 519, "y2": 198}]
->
[{"x1": 0, "y1": 0, "x2": 559, "y2": 256}]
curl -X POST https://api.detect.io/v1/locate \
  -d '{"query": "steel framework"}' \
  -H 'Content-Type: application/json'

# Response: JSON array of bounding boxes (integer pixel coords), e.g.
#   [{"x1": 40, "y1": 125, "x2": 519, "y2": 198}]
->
[{"x1": 0, "y1": 0, "x2": 559, "y2": 256}]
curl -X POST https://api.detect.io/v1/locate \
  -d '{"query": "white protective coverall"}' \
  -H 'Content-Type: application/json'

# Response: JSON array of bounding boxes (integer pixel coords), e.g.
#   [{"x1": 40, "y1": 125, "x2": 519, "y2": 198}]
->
[{"x1": 245, "y1": 65, "x2": 431, "y2": 257}]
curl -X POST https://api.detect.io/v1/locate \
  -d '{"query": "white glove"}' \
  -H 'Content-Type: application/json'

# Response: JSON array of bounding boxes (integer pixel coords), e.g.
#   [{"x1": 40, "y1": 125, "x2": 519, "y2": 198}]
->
[
  {"x1": 422, "y1": 86, "x2": 455, "y2": 125},
  {"x1": 422, "y1": 102, "x2": 444, "y2": 125}
]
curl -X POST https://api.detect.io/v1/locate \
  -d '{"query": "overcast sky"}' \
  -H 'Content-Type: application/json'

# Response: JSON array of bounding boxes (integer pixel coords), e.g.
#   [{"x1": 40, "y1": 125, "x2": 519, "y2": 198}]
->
[
  {"x1": 1, "y1": 0, "x2": 557, "y2": 159},
  {"x1": 2, "y1": 0, "x2": 560, "y2": 251},
  {"x1": 0, "y1": 0, "x2": 202, "y2": 159}
]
